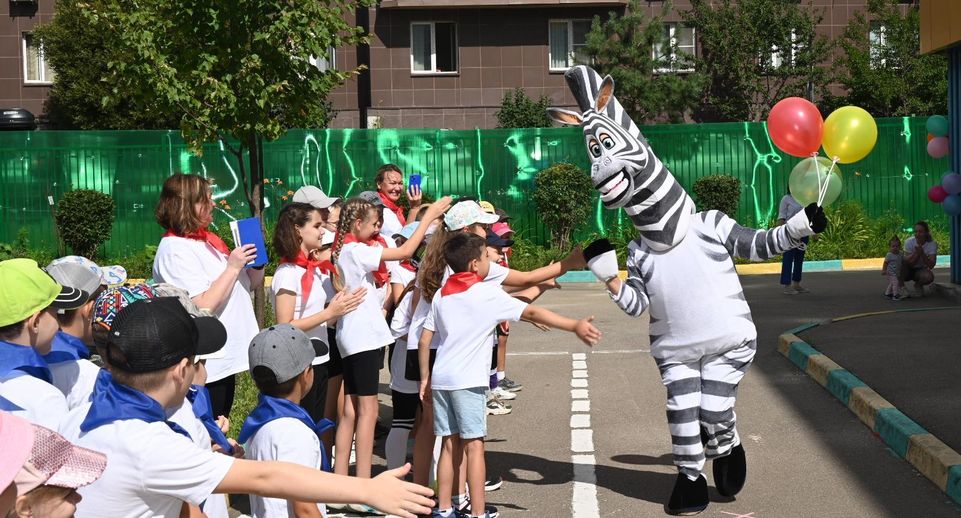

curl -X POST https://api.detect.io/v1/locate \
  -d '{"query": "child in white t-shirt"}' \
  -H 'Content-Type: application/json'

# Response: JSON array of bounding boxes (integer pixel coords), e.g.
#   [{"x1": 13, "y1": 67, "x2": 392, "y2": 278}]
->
[
  {"x1": 418, "y1": 233, "x2": 601, "y2": 518},
  {"x1": 241, "y1": 324, "x2": 335, "y2": 518},
  {"x1": 59, "y1": 297, "x2": 435, "y2": 518},
  {"x1": 271, "y1": 202, "x2": 366, "y2": 422},
  {"x1": 330, "y1": 196, "x2": 451, "y2": 501}
]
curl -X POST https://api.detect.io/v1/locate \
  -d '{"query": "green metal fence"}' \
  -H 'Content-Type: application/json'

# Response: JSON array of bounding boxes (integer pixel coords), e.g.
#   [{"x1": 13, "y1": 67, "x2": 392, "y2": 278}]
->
[{"x1": 0, "y1": 118, "x2": 948, "y2": 257}]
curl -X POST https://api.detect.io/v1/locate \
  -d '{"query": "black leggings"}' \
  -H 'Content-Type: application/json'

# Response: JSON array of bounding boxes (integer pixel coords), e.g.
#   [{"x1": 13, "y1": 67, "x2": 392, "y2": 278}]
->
[
  {"x1": 391, "y1": 390, "x2": 419, "y2": 429},
  {"x1": 205, "y1": 374, "x2": 236, "y2": 419},
  {"x1": 299, "y1": 364, "x2": 330, "y2": 422}
]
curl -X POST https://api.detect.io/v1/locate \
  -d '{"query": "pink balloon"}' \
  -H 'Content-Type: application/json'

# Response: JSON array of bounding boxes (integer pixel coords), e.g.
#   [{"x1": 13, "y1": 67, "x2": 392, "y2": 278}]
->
[
  {"x1": 767, "y1": 97, "x2": 824, "y2": 157},
  {"x1": 928, "y1": 137, "x2": 950, "y2": 159},
  {"x1": 929, "y1": 185, "x2": 949, "y2": 203}
]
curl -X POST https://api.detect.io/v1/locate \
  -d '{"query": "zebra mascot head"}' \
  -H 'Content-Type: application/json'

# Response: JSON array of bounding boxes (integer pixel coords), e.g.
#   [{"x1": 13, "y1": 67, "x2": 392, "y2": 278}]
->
[{"x1": 548, "y1": 65, "x2": 695, "y2": 252}]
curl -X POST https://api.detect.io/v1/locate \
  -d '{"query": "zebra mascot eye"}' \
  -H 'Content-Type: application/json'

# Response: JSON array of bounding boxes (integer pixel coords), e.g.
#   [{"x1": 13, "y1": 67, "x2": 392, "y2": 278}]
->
[
  {"x1": 588, "y1": 138, "x2": 602, "y2": 158},
  {"x1": 601, "y1": 135, "x2": 615, "y2": 149}
]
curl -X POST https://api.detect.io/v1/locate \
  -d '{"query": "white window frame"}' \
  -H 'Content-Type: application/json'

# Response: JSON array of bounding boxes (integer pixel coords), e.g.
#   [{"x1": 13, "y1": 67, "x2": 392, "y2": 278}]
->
[
  {"x1": 769, "y1": 29, "x2": 800, "y2": 69},
  {"x1": 410, "y1": 21, "x2": 458, "y2": 76},
  {"x1": 870, "y1": 21, "x2": 887, "y2": 68},
  {"x1": 548, "y1": 19, "x2": 591, "y2": 72},
  {"x1": 653, "y1": 23, "x2": 695, "y2": 74},
  {"x1": 310, "y1": 47, "x2": 337, "y2": 72},
  {"x1": 22, "y1": 33, "x2": 53, "y2": 85}
]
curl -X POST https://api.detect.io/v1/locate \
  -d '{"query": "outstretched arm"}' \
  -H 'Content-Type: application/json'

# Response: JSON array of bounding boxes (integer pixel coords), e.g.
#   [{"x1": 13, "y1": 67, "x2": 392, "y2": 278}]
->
[
  {"x1": 711, "y1": 205, "x2": 822, "y2": 261},
  {"x1": 583, "y1": 239, "x2": 649, "y2": 318}
]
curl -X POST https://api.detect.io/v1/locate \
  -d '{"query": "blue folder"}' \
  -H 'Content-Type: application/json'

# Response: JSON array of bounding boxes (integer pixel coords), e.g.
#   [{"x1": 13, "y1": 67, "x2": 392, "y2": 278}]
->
[{"x1": 229, "y1": 217, "x2": 269, "y2": 268}]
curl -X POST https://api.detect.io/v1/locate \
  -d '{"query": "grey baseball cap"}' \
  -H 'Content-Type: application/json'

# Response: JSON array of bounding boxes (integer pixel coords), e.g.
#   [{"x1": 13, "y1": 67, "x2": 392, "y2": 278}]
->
[
  {"x1": 292, "y1": 186, "x2": 339, "y2": 209},
  {"x1": 45, "y1": 262, "x2": 101, "y2": 299},
  {"x1": 248, "y1": 324, "x2": 314, "y2": 384},
  {"x1": 358, "y1": 190, "x2": 385, "y2": 207}
]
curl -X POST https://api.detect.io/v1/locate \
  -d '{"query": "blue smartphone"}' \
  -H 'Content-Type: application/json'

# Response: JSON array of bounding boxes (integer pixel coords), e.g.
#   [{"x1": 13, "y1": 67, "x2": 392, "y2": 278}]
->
[{"x1": 409, "y1": 174, "x2": 422, "y2": 189}]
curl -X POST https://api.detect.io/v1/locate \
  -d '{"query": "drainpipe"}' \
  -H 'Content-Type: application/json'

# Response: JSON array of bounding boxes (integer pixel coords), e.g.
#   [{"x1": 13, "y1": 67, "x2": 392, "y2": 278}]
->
[{"x1": 357, "y1": 6, "x2": 372, "y2": 129}]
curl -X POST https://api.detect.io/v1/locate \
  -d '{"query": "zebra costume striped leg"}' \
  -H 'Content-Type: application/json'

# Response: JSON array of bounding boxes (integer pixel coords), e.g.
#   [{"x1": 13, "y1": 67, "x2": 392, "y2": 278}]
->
[{"x1": 658, "y1": 341, "x2": 756, "y2": 480}]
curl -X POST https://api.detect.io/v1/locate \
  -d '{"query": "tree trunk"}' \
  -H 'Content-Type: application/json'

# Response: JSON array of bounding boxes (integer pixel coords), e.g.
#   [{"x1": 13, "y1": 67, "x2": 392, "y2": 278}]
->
[{"x1": 247, "y1": 133, "x2": 267, "y2": 328}]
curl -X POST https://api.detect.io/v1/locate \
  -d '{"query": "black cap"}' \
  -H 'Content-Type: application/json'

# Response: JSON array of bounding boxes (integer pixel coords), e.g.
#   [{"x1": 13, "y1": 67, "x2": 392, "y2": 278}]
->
[
  {"x1": 105, "y1": 297, "x2": 227, "y2": 373},
  {"x1": 486, "y1": 229, "x2": 514, "y2": 248},
  {"x1": 494, "y1": 208, "x2": 511, "y2": 222}
]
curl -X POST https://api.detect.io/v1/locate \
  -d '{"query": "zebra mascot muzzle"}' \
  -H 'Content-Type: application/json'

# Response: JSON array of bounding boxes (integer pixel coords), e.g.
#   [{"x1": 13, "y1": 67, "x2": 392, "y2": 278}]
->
[
  {"x1": 549, "y1": 65, "x2": 826, "y2": 515},
  {"x1": 548, "y1": 66, "x2": 695, "y2": 252}
]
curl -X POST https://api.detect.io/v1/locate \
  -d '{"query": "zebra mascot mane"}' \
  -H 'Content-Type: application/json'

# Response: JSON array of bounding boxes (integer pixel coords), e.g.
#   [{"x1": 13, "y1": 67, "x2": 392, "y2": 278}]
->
[{"x1": 548, "y1": 66, "x2": 695, "y2": 252}]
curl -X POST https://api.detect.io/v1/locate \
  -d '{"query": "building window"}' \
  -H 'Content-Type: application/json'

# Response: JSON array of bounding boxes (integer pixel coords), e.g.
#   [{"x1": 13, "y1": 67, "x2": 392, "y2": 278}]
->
[
  {"x1": 310, "y1": 47, "x2": 336, "y2": 72},
  {"x1": 652, "y1": 23, "x2": 695, "y2": 73},
  {"x1": 768, "y1": 30, "x2": 800, "y2": 69},
  {"x1": 549, "y1": 19, "x2": 591, "y2": 71},
  {"x1": 410, "y1": 22, "x2": 457, "y2": 74},
  {"x1": 870, "y1": 21, "x2": 887, "y2": 68},
  {"x1": 22, "y1": 33, "x2": 54, "y2": 84}
]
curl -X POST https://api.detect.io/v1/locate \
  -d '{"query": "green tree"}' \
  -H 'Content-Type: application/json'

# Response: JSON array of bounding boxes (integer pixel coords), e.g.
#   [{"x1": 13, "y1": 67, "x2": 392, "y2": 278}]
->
[
  {"x1": 55, "y1": 190, "x2": 116, "y2": 259},
  {"x1": 82, "y1": 0, "x2": 369, "y2": 323},
  {"x1": 532, "y1": 163, "x2": 595, "y2": 250},
  {"x1": 682, "y1": 0, "x2": 831, "y2": 122},
  {"x1": 34, "y1": 0, "x2": 180, "y2": 129},
  {"x1": 584, "y1": 0, "x2": 706, "y2": 123},
  {"x1": 828, "y1": 0, "x2": 947, "y2": 117},
  {"x1": 496, "y1": 89, "x2": 553, "y2": 128}
]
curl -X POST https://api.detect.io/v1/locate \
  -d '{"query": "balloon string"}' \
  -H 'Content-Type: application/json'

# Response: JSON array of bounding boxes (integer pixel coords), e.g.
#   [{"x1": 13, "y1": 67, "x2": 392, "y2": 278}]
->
[
  {"x1": 813, "y1": 155, "x2": 824, "y2": 207},
  {"x1": 818, "y1": 158, "x2": 839, "y2": 206}
]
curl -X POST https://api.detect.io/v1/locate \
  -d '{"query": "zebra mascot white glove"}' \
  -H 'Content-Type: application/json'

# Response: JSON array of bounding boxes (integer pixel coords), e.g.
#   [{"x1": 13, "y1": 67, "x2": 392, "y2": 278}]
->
[{"x1": 584, "y1": 239, "x2": 619, "y2": 282}]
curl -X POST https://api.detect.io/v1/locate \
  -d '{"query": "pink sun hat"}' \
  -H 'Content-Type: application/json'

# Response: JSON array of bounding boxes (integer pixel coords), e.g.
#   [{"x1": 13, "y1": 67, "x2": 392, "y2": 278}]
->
[
  {"x1": 492, "y1": 222, "x2": 514, "y2": 238},
  {"x1": 0, "y1": 412, "x2": 34, "y2": 492},
  {"x1": 14, "y1": 424, "x2": 107, "y2": 495}
]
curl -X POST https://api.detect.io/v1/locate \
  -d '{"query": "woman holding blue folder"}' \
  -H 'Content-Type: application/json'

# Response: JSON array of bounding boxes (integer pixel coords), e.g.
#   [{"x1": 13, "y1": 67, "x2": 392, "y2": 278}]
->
[{"x1": 152, "y1": 173, "x2": 264, "y2": 418}]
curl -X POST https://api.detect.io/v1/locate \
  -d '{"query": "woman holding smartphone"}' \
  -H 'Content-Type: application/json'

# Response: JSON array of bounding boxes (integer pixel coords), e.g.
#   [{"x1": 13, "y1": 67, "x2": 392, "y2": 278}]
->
[{"x1": 374, "y1": 164, "x2": 423, "y2": 240}]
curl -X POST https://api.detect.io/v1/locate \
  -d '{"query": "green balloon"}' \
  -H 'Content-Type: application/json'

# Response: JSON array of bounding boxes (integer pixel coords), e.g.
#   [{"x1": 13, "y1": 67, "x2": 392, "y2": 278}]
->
[
  {"x1": 789, "y1": 156, "x2": 843, "y2": 206},
  {"x1": 927, "y1": 115, "x2": 949, "y2": 138}
]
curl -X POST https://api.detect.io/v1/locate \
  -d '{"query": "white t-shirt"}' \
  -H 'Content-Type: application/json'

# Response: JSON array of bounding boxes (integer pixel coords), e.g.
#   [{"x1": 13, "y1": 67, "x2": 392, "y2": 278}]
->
[
  {"x1": 61, "y1": 414, "x2": 235, "y2": 518},
  {"x1": 904, "y1": 236, "x2": 938, "y2": 268},
  {"x1": 425, "y1": 280, "x2": 527, "y2": 391},
  {"x1": 778, "y1": 195, "x2": 804, "y2": 221},
  {"x1": 407, "y1": 262, "x2": 510, "y2": 352},
  {"x1": 49, "y1": 359, "x2": 100, "y2": 410},
  {"x1": 245, "y1": 417, "x2": 327, "y2": 518},
  {"x1": 388, "y1": 263, "x2": 417, "y2": 339},
  {"x1": 168, "y1": 401, "x2": 230, "y2": 518},
  {"x1": 270, "y1": 263, "x2": 333, "y2": 365},
  {"x1": 0, "y1": 374, "x2": 68, "y2": 429},
  {"x1": 153, "y1": 236, "x2": 259, "y2": 382},
  {"x1": 334, "y1": 241, "x2": 395, "y2": 357},
  {"x1": 381, "y1": 207, "x2": 404, "y2": 242}
]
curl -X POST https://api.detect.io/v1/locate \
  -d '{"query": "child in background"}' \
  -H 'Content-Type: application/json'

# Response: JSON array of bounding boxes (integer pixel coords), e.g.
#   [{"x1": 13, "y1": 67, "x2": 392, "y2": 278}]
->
[
  {"x1": 418, "y1": 233, "x2": 601, "y2": 518},
  {"x1": 330, "y1": 196, "x2": 450, "y2": 513},
  {"x1": 240, "y1": 324, "x2": 334, "y2": 518},
  {"x1": 883, "y1": 236, "x2": 905, "y2": 301},
  {"x1": 271, "y1": 202, "x2": 367, "y2": 422},
  {"x1": 0, "y1": 259, "x2": 87, "y2": 429},
  {"x1": 43, "y1": 256, "x2": 126, "y2": 409}
]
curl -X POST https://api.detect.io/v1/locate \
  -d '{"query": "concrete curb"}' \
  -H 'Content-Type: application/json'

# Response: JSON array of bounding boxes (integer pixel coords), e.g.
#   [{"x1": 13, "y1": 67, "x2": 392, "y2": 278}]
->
[{"x1": 777, "y1": 326, "x2": 961, "y2": 505}]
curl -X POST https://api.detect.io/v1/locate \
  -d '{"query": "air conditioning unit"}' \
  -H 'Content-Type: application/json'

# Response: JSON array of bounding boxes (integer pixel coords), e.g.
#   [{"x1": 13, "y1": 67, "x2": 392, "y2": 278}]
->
[{"x1": 367, "y1": 115, "x2": 383, "y2": 129}]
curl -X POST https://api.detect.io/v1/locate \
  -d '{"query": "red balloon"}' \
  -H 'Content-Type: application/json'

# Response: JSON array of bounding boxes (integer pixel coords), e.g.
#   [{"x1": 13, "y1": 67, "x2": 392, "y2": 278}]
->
[
  {"x1": 767, "y1": 97, "x2": 824, "y2": 157},
  {"x1": 929, "y1": 185, "x2": 949, "y2": 203}
]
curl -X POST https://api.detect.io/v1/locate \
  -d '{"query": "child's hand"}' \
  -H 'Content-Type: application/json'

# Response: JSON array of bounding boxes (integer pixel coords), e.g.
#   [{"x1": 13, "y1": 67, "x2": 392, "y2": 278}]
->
[
  {"x1": 563, "y1": 245, "x2": 587, "y2": 270},
  {"x1": 329, "y1": 288, "x2": 366, "y2": 316},
  {"x1": 366, "y1": 464, "x2": 435, "y2": 518},
  {"x1": 216, "y1": 415, "x2": 230, "y2": 434},
  {"x1": 425, "y1": 196, "x2": 453, "y2": 220},
  {"x1": 418, "y1": 380, "x2": 431, "y2": 402},
  {"x1": 212, "y1": 438, "x2": 246, "y2": 458},
  {"x1": 574, "y1": 316, "x2": 601, "y2": 347}
]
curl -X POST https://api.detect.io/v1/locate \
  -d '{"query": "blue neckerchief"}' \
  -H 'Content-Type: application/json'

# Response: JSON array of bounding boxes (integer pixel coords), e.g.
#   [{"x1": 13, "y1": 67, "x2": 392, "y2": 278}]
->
[
  {"x1": 80, "y1": 370, "x2": 190, "y2": 439},
  {"x1": 0, "y1": 340, "x2": 52, "y2": 383},
  {"x1": 186, "y1": 385, "x2": 234, "y2": 455},
  {"x1": 43, "y1": 331, "x2": 91, "y2": 364},
  {"x1": 238, "y1": 394, "x2": 335, "y2": 472},
  {"x1": 0, "y1": 395, "x2": 23, "y2": 411}
]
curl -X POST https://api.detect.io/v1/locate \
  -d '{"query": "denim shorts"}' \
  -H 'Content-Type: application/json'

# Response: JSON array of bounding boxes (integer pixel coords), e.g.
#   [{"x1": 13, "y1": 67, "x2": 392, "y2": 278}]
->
[{"x1": 432, "y1": 387, "x2": 488, "y2": 439}]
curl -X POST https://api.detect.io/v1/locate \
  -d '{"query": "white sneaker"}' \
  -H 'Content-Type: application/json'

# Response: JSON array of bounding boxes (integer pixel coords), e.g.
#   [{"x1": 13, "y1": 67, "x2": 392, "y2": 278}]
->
[
  {"x1": 490, "y1": 386, "x2": 516, "y2": 401},
  {"x1": 486, "y1": 397, "x2": 512, "y2": 415}
]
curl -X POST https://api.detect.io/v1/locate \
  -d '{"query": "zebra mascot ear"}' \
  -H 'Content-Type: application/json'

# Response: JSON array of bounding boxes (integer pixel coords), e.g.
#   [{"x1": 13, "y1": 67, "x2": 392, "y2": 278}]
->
[
  {"x1": 547, "y1": 108, "x2": 584, "y2": 126},
  {"x1": 595, "y1": 75, "x2": 615, "y2": 113}
]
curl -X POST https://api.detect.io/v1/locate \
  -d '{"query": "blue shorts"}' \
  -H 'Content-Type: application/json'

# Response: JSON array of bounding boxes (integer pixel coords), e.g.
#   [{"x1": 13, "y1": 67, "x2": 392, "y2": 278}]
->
[{"x1": 432, "y1": 387, "x2": 487, "y2": 439}]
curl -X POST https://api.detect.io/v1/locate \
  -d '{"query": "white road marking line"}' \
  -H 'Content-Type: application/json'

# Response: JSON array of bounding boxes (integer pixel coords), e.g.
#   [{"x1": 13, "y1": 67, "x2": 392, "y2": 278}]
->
[
  {"x1": 506, "y1": 351, "x2": 571, "y2": 356},
  {"x1": 572, "y1": 400, "x2": 590, "y2": 412},
  {"x1": 571, "y1": 353, "x2": 600, "y2": 518},
  {"x1": 590, "y1": 349, "x2": 648, "y2": 354}
]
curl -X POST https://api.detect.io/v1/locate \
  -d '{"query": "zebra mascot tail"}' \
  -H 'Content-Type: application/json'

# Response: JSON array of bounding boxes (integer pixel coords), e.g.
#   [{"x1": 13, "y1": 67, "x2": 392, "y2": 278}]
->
[{"x1": 547, "y1": 66, "x2": 695, "y2": 252}]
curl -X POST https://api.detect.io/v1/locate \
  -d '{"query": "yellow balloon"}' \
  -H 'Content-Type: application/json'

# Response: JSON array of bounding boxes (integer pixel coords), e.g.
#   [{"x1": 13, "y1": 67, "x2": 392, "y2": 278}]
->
[{"x1": 822, "y1": 106, "x2": 878, "y2": 164}]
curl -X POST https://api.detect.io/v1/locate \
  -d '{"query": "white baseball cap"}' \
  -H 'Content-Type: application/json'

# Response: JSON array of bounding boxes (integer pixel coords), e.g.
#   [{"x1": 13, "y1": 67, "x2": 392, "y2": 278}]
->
[
  {"x1": 444, "y1": 201, "x2": 499, "y2": 231},
  {"x1": 292, "y1": 186, "x2": 339, "y2": 209}
]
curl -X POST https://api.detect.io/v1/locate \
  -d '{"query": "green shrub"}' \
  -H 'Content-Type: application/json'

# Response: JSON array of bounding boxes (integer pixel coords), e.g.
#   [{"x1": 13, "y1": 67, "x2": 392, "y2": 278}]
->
[
  {"x1": 532, "y1": 163, "x2": 595, "y2": 250},
  {"x1": 495, "y1": 88, "x2": 554, "y2": 129},
  {"x1": 507, "y1": 237, "x2": 570, "y2": 272},
  {"x1": 55, "y1": 190, "x2": 115, "y2": 258},
  {"x1": 692, "y1": 175, "x2": 741, "y2": 216},
  {"x1": 113, "y1": 245, "x2": 158, "y2": 279}
]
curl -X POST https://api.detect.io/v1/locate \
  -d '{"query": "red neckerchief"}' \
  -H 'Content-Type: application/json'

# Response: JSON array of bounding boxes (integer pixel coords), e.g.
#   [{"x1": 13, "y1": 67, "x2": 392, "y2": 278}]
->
[
  {"x1": 378, "y1": 192, "x2": 407, "y2": 226},
  {"x1": 343, "y1": 233, "x2": 390, "y2": 287},
  {"x1": 441, "y1": 272, "x2": 483, "y2": 296},
  {"x1": 280, "y1": 251, "x2": 336, "y2": 309},
  {"x1": 163, "y1": 228, "x2": 230, "y2": 256},
  {"x1": 399, "y1": 260, "x2": 417, "y2": 272}
]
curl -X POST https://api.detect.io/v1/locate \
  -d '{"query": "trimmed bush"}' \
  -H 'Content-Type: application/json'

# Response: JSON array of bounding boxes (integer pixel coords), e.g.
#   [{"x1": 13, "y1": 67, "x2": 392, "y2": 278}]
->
[
  {"x1": 55, "y1": 189, "x2": 115, "y2": 258},
  {"x1": 692, "y1": 175, "x2": 741, "y2": 216},
  {"x1": 495, "y1": 88, "x2": 554, "y2": 129},
  {"x1": 532, "y1": 163, "x2": 595, "y2": 250}
]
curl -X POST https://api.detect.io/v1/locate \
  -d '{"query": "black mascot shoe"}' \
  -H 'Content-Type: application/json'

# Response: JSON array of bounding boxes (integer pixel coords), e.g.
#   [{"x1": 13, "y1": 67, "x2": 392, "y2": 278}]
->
[
  {"x1": 665, "y1": 472, "x2": 709, "y2": 516},
  {"x1": 712, "y1": 444, "x2": 747, "y2": 497}
]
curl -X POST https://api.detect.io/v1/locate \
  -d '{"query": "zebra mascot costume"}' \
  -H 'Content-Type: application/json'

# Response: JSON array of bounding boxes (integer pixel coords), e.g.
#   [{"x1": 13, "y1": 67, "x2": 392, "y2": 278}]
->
[{"x1": 549, "y1": 66, "x2": 827, "y2": 515}]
